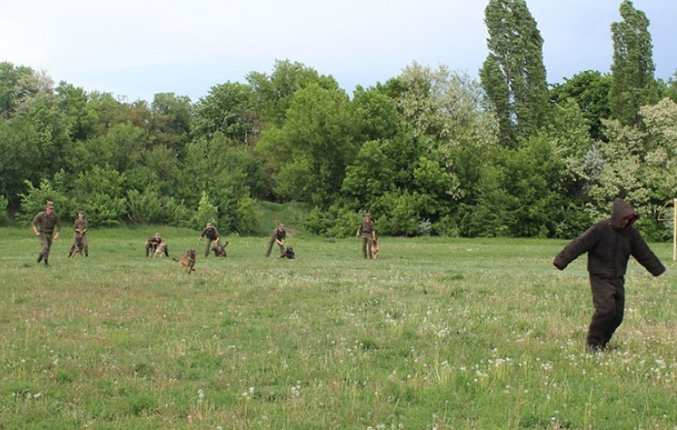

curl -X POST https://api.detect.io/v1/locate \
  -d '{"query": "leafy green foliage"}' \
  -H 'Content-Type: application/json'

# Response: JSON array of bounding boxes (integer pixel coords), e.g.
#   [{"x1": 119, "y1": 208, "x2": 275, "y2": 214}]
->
[
  {"x1": 70, "y1": 166, "x2": 127, "y2": 226},
  {"x1": 0, "y1": 22, "x2": 673, "y2": 240},
  {"x1": 192, "y1": 82, "x2": 255, "y2": 142},
  {"x1": 550, "y1": 71, "x2": 612, "y2": 141},
  {"x1": 609, "y1": 0, "x2": 658, "y2": 126},
  {"x1": 193, "y1": 191, "x2": 218, "y2": 230},
  {"x1": 18, "y1": 179, "x2": 69, "y2": 226},
  {"x1": 481, "y1": 0, "x2": 549, "y2": 147},
  {"x1": 246, "y1": 59, "x2": 341, "y2": 127},
  {"x1": 257, "y1": 83, "x2": 357, "y2": 206},
  {"x1": 149, "y1": 92, "x2": 192, "y2": 150},
  {"x1": 374, "y1": 191, "x2": 427, "y2": 236},
  {"x1": 0, "y1": 195, "x2": 8, "y2": 225},
  {"x1": 126, "y1": 189, "x2": 166, "y2": 224},
  {"x1": 587, "y1": 99, "x2": 677, "y2": 240}
]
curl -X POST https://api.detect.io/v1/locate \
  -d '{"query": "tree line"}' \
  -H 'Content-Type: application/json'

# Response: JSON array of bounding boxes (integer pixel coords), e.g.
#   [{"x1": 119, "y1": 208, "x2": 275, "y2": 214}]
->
[{"x1": 1, "y1": 0, "x2": 675, "y2": 240}]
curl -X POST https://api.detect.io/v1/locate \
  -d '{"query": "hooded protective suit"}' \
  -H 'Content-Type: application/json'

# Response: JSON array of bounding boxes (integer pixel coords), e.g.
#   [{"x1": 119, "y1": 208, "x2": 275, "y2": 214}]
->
[
  {"x1": 553, "y1": 199, "x2": 665, "y2": 350},
  {"x1": 554, "y1": 199, "x2": 665, "y2": 277}
]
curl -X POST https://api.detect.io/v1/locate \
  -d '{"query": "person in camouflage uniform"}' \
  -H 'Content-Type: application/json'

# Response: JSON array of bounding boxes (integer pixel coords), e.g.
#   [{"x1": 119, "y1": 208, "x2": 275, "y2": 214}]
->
[
  {"x1": 200, "y1": 223, "x2": 221, "y2": 257},
  {"x1": 145, "y1": 233, "x2": 169, "y2": 257},
  {"x1": 68, "y1": 210, "x2": 89, "y2": 257},
  {"x1": 357, "y1": 213, "x2": 376, "y2": 259},
  {"x1": 265, "y1": 223, "x2": 287, "y2": 257},
  {"x1": 31, "y1": 201, "x2": 62, "y2": 267}
]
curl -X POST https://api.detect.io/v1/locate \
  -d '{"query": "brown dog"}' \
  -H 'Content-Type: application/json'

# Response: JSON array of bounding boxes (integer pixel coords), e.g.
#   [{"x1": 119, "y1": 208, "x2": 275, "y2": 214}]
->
[
  {"x1": 151, "y1": 240, "x2": 168, "y2": 258},
  {"x1": 173, "y1": 249, "x2": 196, "y2": 273},
  {"x1": 370, "y1": 237, "x2": 379, "y2": 260},
  {"x1": 68, "y1": 231, "x2": 86, "y2": 258},
  {"x1": 211, "y1": 239, "x2": 228, "y2": 257}
]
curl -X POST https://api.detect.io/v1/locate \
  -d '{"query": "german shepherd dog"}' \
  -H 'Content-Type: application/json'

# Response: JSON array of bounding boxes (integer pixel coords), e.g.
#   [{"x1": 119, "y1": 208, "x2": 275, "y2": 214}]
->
[
  {"x1": 151, "y1": 240, "x2": 168, "y2": 258},
  {"x1": 174, "y1": 249, "x2": 196, "y2": 273},
  {"x1": 68, "y1": 230, "x2": 86, "y2": 258},
  {"x1": 211, "y1": 239, "x2": 228, "y2": 257},
  {"x1": 370, "y1": 237, "x2": 379, "y2": 260}
]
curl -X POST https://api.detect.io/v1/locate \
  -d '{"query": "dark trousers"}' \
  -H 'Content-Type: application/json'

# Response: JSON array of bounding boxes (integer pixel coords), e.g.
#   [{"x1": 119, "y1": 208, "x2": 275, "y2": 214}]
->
[{"x1": 587, "y1": 275, "x2": 625, "y2": 348}]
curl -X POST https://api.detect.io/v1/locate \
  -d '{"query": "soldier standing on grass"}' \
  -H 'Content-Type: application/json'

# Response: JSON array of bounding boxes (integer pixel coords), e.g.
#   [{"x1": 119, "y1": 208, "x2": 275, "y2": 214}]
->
[
  {"x1": 357, "y1": 212, "x2": 376, "y2": 259},
  {"x1": 553, "y1": 198, "x2": 666, "y2": 353},
  {"x1": 31, "y1": 201, "x2": 62, "y2": 267}
]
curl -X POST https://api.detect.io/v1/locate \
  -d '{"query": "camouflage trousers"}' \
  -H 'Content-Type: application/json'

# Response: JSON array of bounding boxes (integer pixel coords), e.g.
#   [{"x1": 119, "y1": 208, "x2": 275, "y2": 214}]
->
[
  {"x1": 265, "y1": 237, "x2": 285, "y2": 257},
  {"x1": 361, "y1": 235, "x2": 373, "y2": 259},
  {"x1": 38, "y1": 233, "x2": 54, "y2": 262},
  {"x1": 205, "y1": 239, "x2": 218, "y2": 257}
]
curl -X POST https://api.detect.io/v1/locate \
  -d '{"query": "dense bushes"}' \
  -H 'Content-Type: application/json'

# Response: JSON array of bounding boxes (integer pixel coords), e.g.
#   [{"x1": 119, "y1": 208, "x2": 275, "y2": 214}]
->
[{"x1": 2, "y1": 58, "x2": 676, "y2": 240}]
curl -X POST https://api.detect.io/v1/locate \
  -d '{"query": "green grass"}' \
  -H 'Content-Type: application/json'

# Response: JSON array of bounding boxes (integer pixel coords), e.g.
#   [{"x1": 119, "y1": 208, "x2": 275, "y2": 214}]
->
[
  {"x1": 254, "y1": 201, "x2": 311, "y2": 236},
  {"x1": 0, "y1": 228, "x2": 675, "y2": 429}
]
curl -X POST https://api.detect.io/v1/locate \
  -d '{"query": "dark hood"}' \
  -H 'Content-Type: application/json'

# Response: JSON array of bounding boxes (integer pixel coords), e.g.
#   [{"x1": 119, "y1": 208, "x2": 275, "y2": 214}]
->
[{"x1": 610, "y1": 198, "x2": 639, "y2": 230}]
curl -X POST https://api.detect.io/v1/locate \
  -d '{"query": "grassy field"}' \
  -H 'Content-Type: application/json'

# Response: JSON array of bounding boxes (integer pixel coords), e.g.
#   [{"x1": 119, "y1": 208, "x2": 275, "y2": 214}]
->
[{"x1": 0, "y1": 227, "x2": 674, "y2": 429}]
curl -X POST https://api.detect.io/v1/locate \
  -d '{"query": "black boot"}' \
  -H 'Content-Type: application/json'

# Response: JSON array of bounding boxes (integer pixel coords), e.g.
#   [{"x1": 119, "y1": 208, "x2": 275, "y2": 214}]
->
[
  {"x1": 37, "y1": 253, "x2": 43, "y2": 263},
  {"x1": 44, "y1": 258, "x2": 50, "y2": 268}
]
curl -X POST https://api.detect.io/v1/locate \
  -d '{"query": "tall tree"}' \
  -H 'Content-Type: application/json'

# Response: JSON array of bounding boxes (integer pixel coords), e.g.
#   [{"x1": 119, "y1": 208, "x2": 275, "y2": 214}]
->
[
  {"x1": 480, "y1": 0, "x2": 548, "y2": 147},
  {"x1": 609, "y1": 0, "x2": 658, "y2": 126}
]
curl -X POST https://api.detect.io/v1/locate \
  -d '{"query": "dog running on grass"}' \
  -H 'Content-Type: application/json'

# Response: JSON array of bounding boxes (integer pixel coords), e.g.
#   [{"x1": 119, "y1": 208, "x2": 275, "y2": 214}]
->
[{"x1": 173, "y1": 249, "x2": 196, "y2": 273}]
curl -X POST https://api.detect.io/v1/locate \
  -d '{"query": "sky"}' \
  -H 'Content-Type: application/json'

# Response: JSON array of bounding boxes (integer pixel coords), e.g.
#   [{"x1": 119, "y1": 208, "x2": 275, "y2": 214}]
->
[{"x1": 2, "y1": 0, "x2": 676, "y2": 103}]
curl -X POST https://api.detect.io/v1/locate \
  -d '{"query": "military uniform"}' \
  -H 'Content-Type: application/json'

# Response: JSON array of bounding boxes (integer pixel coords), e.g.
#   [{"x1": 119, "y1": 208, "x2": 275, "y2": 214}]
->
[
  {"x1": 32, "y1": 204, "x2": 62, "y2": 266},
  {"x1": 69, "y1": 215, "x2": 89, "y2": 257},
  {"x1": 145, "y1": 234, "x2": 168, "y2": 257},
  {"x1": 358, "y1": 215, "x2": 376, "y2": 259},
  {"x1": 200, "y1": 224, "x2": 221, "y2": 257},
  {"x1": 265, "y1": 226, "x2": 287, "y2": 257}
]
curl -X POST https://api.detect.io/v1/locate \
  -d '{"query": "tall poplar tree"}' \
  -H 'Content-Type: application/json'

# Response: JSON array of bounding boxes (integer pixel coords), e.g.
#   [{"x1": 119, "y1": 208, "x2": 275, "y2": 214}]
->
[
  {"x1": 480, "y1": 0, "x2": 548, "y2": 147},
  {"x1": 609, "y1": 0, "x2": 658, "y2": 126}
]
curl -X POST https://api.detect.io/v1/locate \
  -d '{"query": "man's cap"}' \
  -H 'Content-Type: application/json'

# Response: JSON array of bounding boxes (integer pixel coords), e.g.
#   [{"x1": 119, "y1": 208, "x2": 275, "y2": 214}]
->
[{"x1": 46, "y1": 201, "x2": 54, "y2": 208}]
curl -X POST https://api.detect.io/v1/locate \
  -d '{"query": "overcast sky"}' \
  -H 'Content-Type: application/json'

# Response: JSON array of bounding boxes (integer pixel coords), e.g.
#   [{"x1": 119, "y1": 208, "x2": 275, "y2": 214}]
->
[{"x1": 2, "y1": 0, "x2": 676, "y2": 102}]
